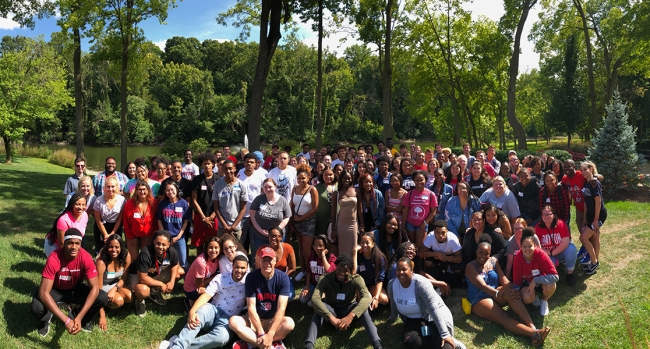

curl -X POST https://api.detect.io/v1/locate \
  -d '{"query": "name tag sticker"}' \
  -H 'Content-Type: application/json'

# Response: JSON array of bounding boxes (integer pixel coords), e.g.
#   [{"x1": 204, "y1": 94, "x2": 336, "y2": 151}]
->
[
  {"x1": 175, "y1": 207, "x2": 183, "y2": 213},
  {"x1": 532, "y1": 269, "x2": 540, "y2": 276},
  {"x1": 59, "y1": 275, "x2": 71, "y2": 281},
  {"x1": 162, "y1": 260, "x2": 170, "y2": 266},
  {"x1": 359, "y1": 265, "x2": 366, "y2": 272},
  {"x1": 133, "y1": 212, "x2": 142, "y2": 218},
  {"x1": 407, "y1": 298, "x2": 417, "y2": 305},
  {"x1": 106, "y1": 272, "x2": 116, "y2": 279},
  {"x1": 201, "y1": 185, "x2": 208, "y2": 191},
  {"x1": 518, "y1": 192, "x2": 524, "y2": 197},
  {"x1": 496, "y1": 203, "x2": 503, "y2": 209},
  {"x1": 336, "y1": 293, "x2": 345, "y2": 300},
  {"x1": 546, "y1": 198, "x2": 551, "y2": 203}
]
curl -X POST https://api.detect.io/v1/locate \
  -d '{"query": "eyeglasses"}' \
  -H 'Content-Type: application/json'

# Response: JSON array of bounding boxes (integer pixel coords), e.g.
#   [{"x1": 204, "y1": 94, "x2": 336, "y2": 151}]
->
[
  {"x1": 544, "y1": 213, "x2": 554, "y2": 216},
  {"x1": 75, "y1": 165, "x2": 85, "y2": 168},
  {"x1": 225, "y1": 245, "x2": 237, "y2": 250},
  {"x1": 106, "y1": 162, "x2": 116, "y2": 166},
  {"x1": 270, "y1": 235, "x2": 283, "y2": 239}
]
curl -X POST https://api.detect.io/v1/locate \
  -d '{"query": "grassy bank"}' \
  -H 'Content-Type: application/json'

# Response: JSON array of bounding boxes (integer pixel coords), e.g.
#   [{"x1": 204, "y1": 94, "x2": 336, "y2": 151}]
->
[{"x1": 1, "y1": 156, "x2": 649, "y2": 348}]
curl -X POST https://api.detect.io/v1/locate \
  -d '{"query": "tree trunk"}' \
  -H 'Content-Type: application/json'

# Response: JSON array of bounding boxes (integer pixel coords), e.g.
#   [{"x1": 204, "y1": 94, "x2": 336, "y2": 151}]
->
[
  {"x1": 497, "y1": 102, "x2": 506, "y2": 150},
  {"x1": 573, "y1": 0, "x2": 598, "y2": 137},
  {"x1": 315, "y1": 0, "x2": 323, "y2": 149},
  {"x1": 120, "y1": 32, "x2": 130, "y2": 170},
  {"x1": 382, "y1": 0, "x2": 395, "y2": 143},
  {"x1": 456, "y1": 78, "x2": 479, "y2": 148},
  {"x1": 3, "y1": 136, "x2": 12, "y2": 163},
  {"x1": 248, "y1": 0, "x2": 283, "y2": 151},
  {"x1": 605, "y1": 58, "x2": 622, "y2": 104},
  {"x1": 506, "y1": 0, "x2": 535, "y2": 150},
  {"x1": 73, "y1": 27, "x2": 84, "y2": 159}
]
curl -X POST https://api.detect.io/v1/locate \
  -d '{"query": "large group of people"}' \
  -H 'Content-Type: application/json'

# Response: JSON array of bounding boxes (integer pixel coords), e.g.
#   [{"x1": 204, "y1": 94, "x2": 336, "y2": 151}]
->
[{"x1": 32, "y1": 141, "x2": 608, "y2": 348}]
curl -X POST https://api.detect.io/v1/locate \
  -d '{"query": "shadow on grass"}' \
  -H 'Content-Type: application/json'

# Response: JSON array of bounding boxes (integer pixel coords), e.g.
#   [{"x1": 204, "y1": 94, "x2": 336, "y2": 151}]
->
[
  {"x1": 2, "y1": 299, "x2": 68, "y2": 348},
  {"x1": 4, "y1": 276, "x2": 38, "y2": 294},
  {"x1": 12, "y1": 241, "x2": 46, "y2": 259},
  {"x1": 11, "y1": 260, "x2": 45, "y2": 273}
]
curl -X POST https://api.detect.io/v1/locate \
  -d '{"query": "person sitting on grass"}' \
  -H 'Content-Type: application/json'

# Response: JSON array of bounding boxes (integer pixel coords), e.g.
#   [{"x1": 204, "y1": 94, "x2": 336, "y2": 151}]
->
[
  {"x1": 353, "y1": 233, "x2": 389, "y2": 310},
  {"x1": 229, "y1": 247, "x2": 295, "y2": 349},
  {"x1": 304, "y1": 255, "x2": 383, "y2": 349},
  {"x1": 183, "y1": 236, "x2": 221, "y2": 311},
  {"x1": 465, "y1": 234, "x2": 550, "y2": 346},
  {"x1": 534, "y1": 205, "x2": 577, "y2": 286},
  {"x1": 299, "y1": 234, "x2": 337, "y2": 306},
  {"x1": 32, "y1": 228, "x2": 108, "y2": 337},
  {"x1": 128, "y1": 230, "x2": 181, "y2": 317},
  {"x1": 96, "y1": 234, "x2": 132, "y2": 332},
  {"x1": 387, "y1": 257, "x2": 465, "y2": 349},
  {"x1": 420, "y1": 220, "x2": 463, "y2": 288},
  {"x1": 158, "y1": 255, "x2": 250, "y2": 349},
  {"x1": 513, "y1": 228, "x2": 559, "y2": 316}
]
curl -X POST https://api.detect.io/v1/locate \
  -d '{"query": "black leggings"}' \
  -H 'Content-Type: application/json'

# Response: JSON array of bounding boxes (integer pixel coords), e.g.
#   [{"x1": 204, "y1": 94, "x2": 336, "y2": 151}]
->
[
  {"x1": 31, "y1": 284, "x2": 108, "y2": 326},
  {"x1": 402, "y1": 317, "x2": 453, "y2": 349}
]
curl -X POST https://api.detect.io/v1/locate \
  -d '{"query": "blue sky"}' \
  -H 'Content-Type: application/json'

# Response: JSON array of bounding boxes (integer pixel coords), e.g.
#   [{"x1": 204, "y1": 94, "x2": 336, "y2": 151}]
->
[{"x1": 0, "y1": 0, "x2": 539, "y2": 72}]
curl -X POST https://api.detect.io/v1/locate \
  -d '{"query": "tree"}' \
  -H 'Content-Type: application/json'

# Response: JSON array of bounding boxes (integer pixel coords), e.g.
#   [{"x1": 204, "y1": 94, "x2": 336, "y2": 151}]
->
[
  {"x1": 502, "y1": 0, "x2": 538, "y2": 150},
  {"x1": 95, "y1": 0, "x2": 177, "y2": 168},
  {"x1": 587, "y1": 90, "x2": 640, "y2": 193},
  {"x1": 0, "y1": 37, "x2": 71, "y2": 163},
  {"x1": 218, "y1": 0, "x2": 295, "y2": 151},
  {"x1": 0, "y1": 0, "x2": 55, "y2": 28}
]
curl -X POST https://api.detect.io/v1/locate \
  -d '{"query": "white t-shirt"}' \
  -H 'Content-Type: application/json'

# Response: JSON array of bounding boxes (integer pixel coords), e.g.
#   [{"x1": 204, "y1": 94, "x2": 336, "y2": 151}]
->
[
  {"x1": 218, "y1": 252, "x2": 249, "y2": 275},
  {"x1": 182, "y1": 163, "x2": 200, "y2": 180},
  {"x1": 423, "y1": 232, "x2": 462, "y2": 254},
  {"x1": 205, "y1": 272, "x2": 247, "y2": 316},
  {"x1": 267, "y1": 166, "x2": 297, "y2": 201},
  {"x1": 237, "y1": 170, "x2": 268, "y2": 217},
  {"x1": 330, "y1": 159, "x2": 344, "y2": 168},
  {"x1": 392, "y1": 279, "x2": 421, "y2": 319}
]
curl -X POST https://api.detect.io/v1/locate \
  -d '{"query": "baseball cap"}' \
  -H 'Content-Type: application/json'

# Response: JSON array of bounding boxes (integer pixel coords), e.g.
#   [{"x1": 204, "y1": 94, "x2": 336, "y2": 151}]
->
[{"x1": 258, "y1": 247, "x2": 276, "y2": 259}]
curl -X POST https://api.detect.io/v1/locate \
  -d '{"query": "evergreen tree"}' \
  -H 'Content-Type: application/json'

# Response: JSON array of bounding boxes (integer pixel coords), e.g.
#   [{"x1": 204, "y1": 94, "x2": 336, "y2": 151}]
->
[{"x1": 587, "y1": 90, "x2": 640, "y2": 193}]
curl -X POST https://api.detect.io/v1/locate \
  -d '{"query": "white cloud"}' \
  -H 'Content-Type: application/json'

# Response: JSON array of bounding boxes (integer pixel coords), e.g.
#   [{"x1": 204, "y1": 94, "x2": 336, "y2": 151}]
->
[
  {"x1": 153, "y1": 40, "x2": 167, "y2": 50},
  {"x1": 294, "y1": 12, "x2": 365, "y2": 57},
  {"x1": 0, "y1": 16, "x2": 20, "y2": 30}
]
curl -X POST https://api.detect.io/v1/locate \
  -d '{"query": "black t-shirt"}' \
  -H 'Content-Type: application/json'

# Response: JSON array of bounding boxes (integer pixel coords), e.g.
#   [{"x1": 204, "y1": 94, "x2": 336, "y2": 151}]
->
[
  {"x1": 130, "y1": 244, "x2": 179, "y2": 277},
  {"x1": 190, "y1": 174, "x2": 217, "y2": 216},
  {"x1": 158, "y1": 177, "x2": 192, "y2": 200},
  {"x1": 467, "y1": 176, "x2": 490, "y2": 198}
]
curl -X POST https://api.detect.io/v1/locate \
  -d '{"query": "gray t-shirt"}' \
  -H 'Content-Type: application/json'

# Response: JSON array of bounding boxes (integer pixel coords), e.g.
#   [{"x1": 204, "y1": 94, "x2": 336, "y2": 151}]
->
[
  {"x1": 211, "y1": 178, "x2": 248, "y2": 230},
  {"x1": 63, "y1": 174, "x2": 80, "y2": 195},
  {"x1": 250, "y1": 194, "x2": 292, "y2": 238}
]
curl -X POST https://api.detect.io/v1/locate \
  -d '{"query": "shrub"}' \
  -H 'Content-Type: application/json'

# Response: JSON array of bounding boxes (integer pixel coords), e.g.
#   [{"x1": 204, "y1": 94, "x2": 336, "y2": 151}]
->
[
  {"x1": 188, "y1": 138, "x2": 210, "y2": 156},
  {"x1": 48, "y1": 149, "x2": 76, "y2": 169},
  {"x1": 160, "y1": 139, "x2": 186, "y2": 159},
  {"x1": 18, "y1": 145, "x2": 52, "y2": 158},
  {"x1": 549, "y1": 141, "x2": 591, "y2": 154},
  {"x1": 544, "y1": 150, "x2": 573, "y2": 162}
]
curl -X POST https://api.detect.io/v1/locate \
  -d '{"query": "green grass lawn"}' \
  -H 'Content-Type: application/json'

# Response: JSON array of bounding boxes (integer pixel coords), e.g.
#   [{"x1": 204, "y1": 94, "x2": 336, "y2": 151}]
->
[{"x1": 1, "y1": 156, "x2": 649, "y2": 348}]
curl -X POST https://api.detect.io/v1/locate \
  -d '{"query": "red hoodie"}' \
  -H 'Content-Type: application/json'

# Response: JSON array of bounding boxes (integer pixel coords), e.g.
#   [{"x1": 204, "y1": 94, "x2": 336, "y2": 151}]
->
[{"x1": 513, "y1": 248, "x2": 558, "y2": 287}]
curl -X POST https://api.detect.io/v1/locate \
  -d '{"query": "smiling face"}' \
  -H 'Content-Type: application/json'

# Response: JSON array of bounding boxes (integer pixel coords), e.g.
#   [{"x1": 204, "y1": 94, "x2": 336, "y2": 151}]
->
[
  {"x1": 513, "y1": 221, "x2": 524, "y2": 240},
  {"x1": 385, "y1": 217, "x2": 398, "y2": 234},
  {"x1": 262, "y1": 181, "x2": 276, "y2": 196},
  {"x1": 64, "y1": 238, "x2": 82, "y2": 259},
  {"x1": 106, "y1": 238, "x2": 121, "y2": 259},
  {"x1": 313, "y1": 238, "x2": 326, "y2": 255},
  {"x1": 521, "y1": 237, "x2": 535, "y2": 259},
  {"x1": 544, "y1": 174, "x2": 557, "y2": 191},
  {"x1": 232, "y1": 260, "x2": 248, "y2": 282},
  {"x1": 362, "y1": 176, "x2": 374, "y2": 192},
  {"x1": 485, "y1": 209, "x2": 498, "y2": 225},
  {"x1": 413, "y1": 173, "x2": 426, "y2": 191},
  {"x1": 396, "y1": 260, "x2": 414, "y2": 284},
  {"x1": 476, "y1": 244, "x2": 491, "y2": 264},
  {"x1": 340, "y1": 172, "x2": 352, "y2": 188},
  {"x1": 457, "y1": 182, "x2": 469, "y2": 198},
  {"x1": 492, "y1": 178, "x2": 505, "y2": 195},
  {"x1": 335, "y1": 263, "x2": 351, "y2": 283},
  {"x1": 136, "y1": 165, "x2": 148, "y2": 180},
  {"x1": 153, "y1": 235, "x2": 170, "y2": 257},
  {"x1": 260, "y1": 256, "x2": 276, "y2": 275},
  {"x1": 401, "y1": 160, "x2": 413, "y2": 175},
  {"x1": 222, "y1": 240, "x2": 238, "y2": 260},
  {"x1": 268, "y1": 229, "x2": 283, "y2": 248},
  {"x1": 80, "y1": 179, "x2": 92, "y2": 196},
  {"x1": 136, "y1": 184, "x2": 150, "y2": 200},
  {"x1": 165, "y1": 183, "x2": 178, "y2": 200},
  {"x1": 359, "y1": 235, "x2": 374, "y2": 254},
  {"x1": 105, "y1": 158, "x2": 117, "y2": 173},
  {"x1": 471, "y1": 162, "x2": 482, "y2": 177},
  {"x1": 472, "y1": 213, "x2": 485, "y2": 230},
  {"x1": 127, "y1": 163, "x2": 136, "y2": 178},
  {"x1": 104, "y1": 179, "x2": 117, "y2": 197},
  {"x1": 564, "y1": 160, "x2": 575, "y2": 177},
  {"x1": 171, "y1": 162, "x2": 182, "y2": 179},
  {"x1": 223, "y1": 162, "x2": 236, "y2": 181},
  {"x1": 206, "y1": 240, "x2": 220, "y2": 261},
  {"x1": 73, "y1": 197, "x2": 87, "y2": 217},
  {"x1": 357, "y1": 163, "x2": 367, "y2": 176},
  {"x1": 322, "y1": 169, "x2": 335, "y2": 185},
  {"x1": 541, "y1": 208, "x2": 554, "y2": 226}
]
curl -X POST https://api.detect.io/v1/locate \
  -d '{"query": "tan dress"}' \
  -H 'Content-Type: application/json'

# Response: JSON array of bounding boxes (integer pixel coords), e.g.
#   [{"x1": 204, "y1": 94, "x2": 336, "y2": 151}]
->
[{"x1": 336, "y1": 195, "x2": 358, "y2": 258}]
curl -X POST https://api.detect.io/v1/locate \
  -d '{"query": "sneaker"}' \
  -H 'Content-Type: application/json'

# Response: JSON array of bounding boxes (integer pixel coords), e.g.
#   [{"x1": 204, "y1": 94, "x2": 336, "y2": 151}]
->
[
  {"x1": 371, "y1": 340, "x2": 382, "y2": 349},
  {"x1": 82, "y1": 322, "x2": 93, "y2": 333},
  {"x1": 37, "y1": 313, "x2": 53, "y2": 337},
  {"x1": 158, "y1": 340, "x2": 170, "y2": 349},
  {"x1": 566, "y1": 273, "x2": 576, "y2": 287},
  {"x1": 149, "y1": 289, "x2": 168, "y2": 306},
  {"x1": 232, "y1": 340, "x2": 251, "y2": 349},
  {"x1": 577, "y1": 246, "x2": 587, "y2": 260},
  {"x1": 272, "y1": 341, "x2": 287, "y2": 349},
  {"x1": 305, "y1": 342, "x2": 315, "y2": 349},
  {"x1": 585, "y1": 261, "x2": 600, "y2": 275},
  {"x1": 294, "y1": 271, "x2": 305, "y2": 282},
  {"x1": 135, "y1": 299, "x2": 146, "y2": 317},
  {"x1": 532, "y1": 295, "x2": 540, "y2": 307},
  {"x1": 455, "y1": 339, "x2": 467, "y2": 349},
  {"x1": 580, "y1": 254, "x2": 591, "y2": 266},
  {"x1": 540, "y1": 299, "x2": 549, "y2": 316}
]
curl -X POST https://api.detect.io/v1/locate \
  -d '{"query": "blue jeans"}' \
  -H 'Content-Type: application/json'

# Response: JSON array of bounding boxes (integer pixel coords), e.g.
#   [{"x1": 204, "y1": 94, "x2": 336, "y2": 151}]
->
[
  {"x1": 171, "y1": 304, "x2": 231, "y2": 349},
  {"x1": 551, "y1": 242, "x2": 577, "y2": 272},
  {"x1": 173, "y1": 237, "x2": 188, "y2": 271},
  {"x1": 300, "y1": 283, "x2": 316, "y2": 304}
]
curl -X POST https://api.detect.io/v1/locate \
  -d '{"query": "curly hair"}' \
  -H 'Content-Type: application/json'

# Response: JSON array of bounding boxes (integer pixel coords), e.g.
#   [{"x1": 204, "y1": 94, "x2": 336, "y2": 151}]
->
[{"x1": 99, "y1": 234, "x2": 129, "y2": 268}]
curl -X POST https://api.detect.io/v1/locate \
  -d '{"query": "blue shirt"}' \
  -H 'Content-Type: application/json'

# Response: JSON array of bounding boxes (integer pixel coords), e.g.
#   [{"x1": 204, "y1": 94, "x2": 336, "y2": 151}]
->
[
  {"x1": 357, "y1": 253, "x2": 386, "y2": 286},
  {"x1": 156, "y1": 199, "x2": 191, "y2": 236},
  {"x1": 245, "y1": 269, "x2": 291, "y2": 319}
]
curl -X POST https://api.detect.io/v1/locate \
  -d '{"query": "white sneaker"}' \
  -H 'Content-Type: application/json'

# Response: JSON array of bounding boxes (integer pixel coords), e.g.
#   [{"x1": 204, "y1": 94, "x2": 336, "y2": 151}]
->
[
  {"x1": 158, "y1": 340, "x2": 170, "y2": 349},
  {"x1": 540, "y1": 299, "x2": 549, "y2": 316},
  {"x1": 532, "y1": 295, "x2": 540, "y2": 307},
  {"x1": 294, "y1": 271, "x2": 305, "y2": 282}
]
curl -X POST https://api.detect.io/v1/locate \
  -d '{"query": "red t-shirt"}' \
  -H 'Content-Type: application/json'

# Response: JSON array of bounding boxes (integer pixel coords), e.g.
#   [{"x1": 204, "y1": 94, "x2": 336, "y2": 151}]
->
[
  {"x1": 402, "y1": 188, "x2": 438, "y2": 226},
  {"x1": 123, "y1": 199, "x2": 158, "y2": 239},
  {"x1": 561, "y1": 171, "x2": 585, "y2": 211},
  {"x1": 228, "y1": 155, "x2": 238, "y2": 164},
  {"x1": 535, "y1": 220, "x2": 570, "y2": 253},
  {"x1": 307, "y1": 251, "x2": 337, "y2": 286},
  {"x1": 263, "y1": 156, "x2": 274, "y2": 170},
  {"x1": 413, "y1": 163, "x2": 427, "y2": 171},
  {"x1": 512, "y1": 248, "x2": 557, "y2": 287},
  {"x1": 42, "y1": 248, "x2": 98, "y2": 290}
]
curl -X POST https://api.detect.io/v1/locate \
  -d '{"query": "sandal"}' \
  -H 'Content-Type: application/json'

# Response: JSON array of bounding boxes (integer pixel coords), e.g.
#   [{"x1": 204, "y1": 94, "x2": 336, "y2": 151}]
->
[{"x1": 531, "y1": 326, "x2": 551, "y2": 346}]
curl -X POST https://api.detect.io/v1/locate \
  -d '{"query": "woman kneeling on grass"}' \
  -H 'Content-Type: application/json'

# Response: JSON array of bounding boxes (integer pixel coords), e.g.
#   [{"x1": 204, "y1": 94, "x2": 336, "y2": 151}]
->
[
  {"x1": 183, "y1": 236, "x2": 220, "y2": 310},
  {"x1": 96, "y1": 234, "x2": 132, "y2": 331},
  {"x1": 465, "y1": 235, "x2": 550, "y2": 346},
  {"x1": 513, "y1": 228, "x2": 558, "y2": 317}
]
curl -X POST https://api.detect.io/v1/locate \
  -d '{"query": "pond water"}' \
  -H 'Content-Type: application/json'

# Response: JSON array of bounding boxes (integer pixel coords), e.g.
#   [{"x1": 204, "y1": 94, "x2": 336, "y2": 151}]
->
[{"x1": 45, "y1": 145, "x2": 162, "y2": 170}]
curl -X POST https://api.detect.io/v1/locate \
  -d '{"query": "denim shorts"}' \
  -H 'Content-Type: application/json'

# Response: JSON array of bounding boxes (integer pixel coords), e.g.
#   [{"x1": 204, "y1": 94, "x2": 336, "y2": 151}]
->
[{"x1": 405, "y1": 221, "x2": 427, "y2": 232}]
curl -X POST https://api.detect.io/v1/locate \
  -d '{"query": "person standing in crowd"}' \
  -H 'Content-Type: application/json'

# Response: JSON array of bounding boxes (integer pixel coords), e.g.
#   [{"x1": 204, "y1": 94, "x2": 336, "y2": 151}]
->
[
  {"x1": 150, "y1": 157, "x2": 170, "y2": 183},
  {"x1": 93, "y1": 176, "x2": 126, "y2": 254},
  {"x1": 387, "y1": 257, "x2": 464, "y2": 349},
  {"x1": 512, "y1": 168, "x2": 540, "y2": 226},
  {"x1": 538, "y1": 171, "x2": 571, "y2": 225},
  {"x1": 290, "y1": 164, "x2": 319, "y2": 282},
  {"x1": 124, "y1": 162, "x2": 137, "y2": 180},
  {"x1": 64, "y1": 175, "x2": 96, "y2": 214},
  {"x1": 250, "y1": 178, "x2": 292, "y2": 254},
  {"x1": 213, "y1": 160, "x2": 248, "y2": 240},
  {"x1": 159, "y1": 255, "x2": 249, "y2": 349},
  {"x1": 304, "y1": 255, "x2": 383, "y2": 349},
  {"x1": 229, "y1": 247, "x2": 295, "y2": 349},
  {"x1": 32, "y1": 228, "x2": 108, "y2": 336},
  {"x1": 64, "y1": 157, "x2": 86, "y2": 196},
  {"x1": 182, "y1": 149, "x2": 200, "y2": 180},
  {"x1": 123, "y1": 179, "x2": 158, "y2": 261},
  {"x1": 462, "y1": 143, "x2": 476, "y2": 168},
  {"x1": 129, "y1": 230, "x2": 181, "y2": 317},
  {"x1": 486, "y1": 146, "x2": 501, "y2": 174},
  {"x1": 157, "y1": 182, "x2": 192, "y2": 270},
  {"x1": 330, "y1": 169, "x2": 360, "y2": 258},
  {"x1": 93, "y1": 157, "x2": 128, "y2": 196},
  {"x1": 263, "y1": 144, "x2": 280, "y2": 170},
  {"x1": 124, "y1": 158, "x2": 160, "y2": 200},
  {"x1": 400, "y1": 171, "x2": 437, "y2": 250},
  {"x1": 191, "y1": 152, "x2": 219, "y2": 256},
  {"x1": 238, "y1": 153, "x2": 267, "y2": 255},
  {"x1": 579, "y1": 161, "x2": 607, "y2": 274},
  {"x1": 374, "y1": 155, "x2": 392, "y2": 196},
  {"x1": 268, "y1": 151, "x2": 297, "y2": 202},
  {"x1": 158, "y1": 160, "x2": 192, "y2": 202},
  {"x1": 223, "y1": 145, "x2": 237, "y2": 164}
]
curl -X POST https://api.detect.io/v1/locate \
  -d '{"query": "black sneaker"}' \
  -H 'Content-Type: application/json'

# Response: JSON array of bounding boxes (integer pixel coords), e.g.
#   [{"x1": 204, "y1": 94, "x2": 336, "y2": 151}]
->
[
  {"x1": 566, "y1": 273, "x2": 576, "y2": 287},
  {"x1": 585, "y1": 262, "x2": 600, "y2": 275},
  {"x1": 37, "y1": 313, "x2": 53, "y2": 337},
  {"x1": 82, "y1": 322, "x2": 93, "y2": 333},
  {"x1": 149, "y1": 289, "x2": 168, "y2": 306},
  {"x1": 135, "y1": 299, "x2": 147, "y2": 317}
]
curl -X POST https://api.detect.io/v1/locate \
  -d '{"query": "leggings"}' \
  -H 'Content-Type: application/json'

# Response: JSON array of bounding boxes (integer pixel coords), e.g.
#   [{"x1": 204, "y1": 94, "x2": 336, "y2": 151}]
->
[{"x1": 402, "y1": 317, "x2": 453, "y2": 349}]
